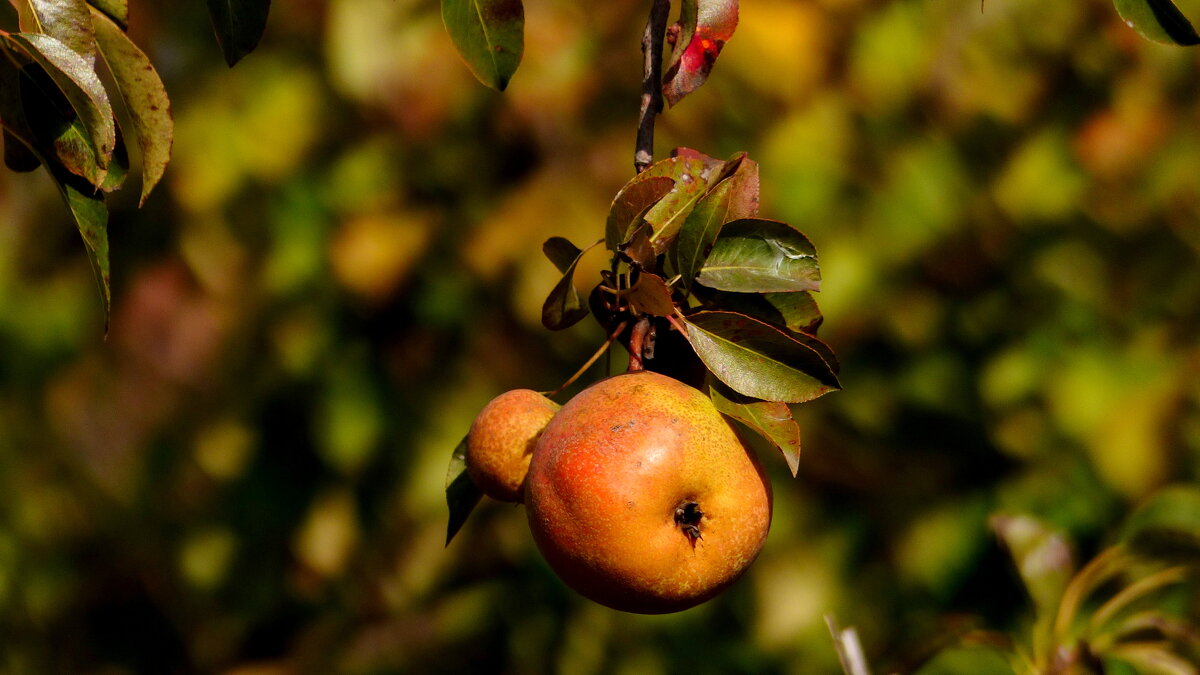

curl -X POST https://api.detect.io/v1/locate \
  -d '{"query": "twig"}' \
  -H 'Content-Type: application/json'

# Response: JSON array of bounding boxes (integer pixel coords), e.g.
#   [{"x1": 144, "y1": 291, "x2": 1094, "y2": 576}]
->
[
  {"x1": 627, "y1": 317, "x2": 652, "y2": 371},
  {"x1": 827, "y1": 615, "x2": 873, "y2": 675},
  {"x1": 546, "y1": 321, "x2": 629, "y2": 398},
  {"x1": 635, "y1": 0, "x2": 670, "y2": 173}
]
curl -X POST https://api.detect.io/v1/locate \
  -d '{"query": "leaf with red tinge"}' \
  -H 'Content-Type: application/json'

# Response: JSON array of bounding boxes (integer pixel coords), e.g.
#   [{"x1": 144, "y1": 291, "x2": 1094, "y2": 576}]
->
[
  {"x1": 625, "y1": 271, "x2": 676, "y2": 317},
  {"x1": 442, "y1": 0, "x2": 524, "y2": 91},
  {"x1": 5, "y1": 32, "x2": 115, "y2": 177},
  {"x1": 445, "y1": 434, "x2": 483, "y2": 546},
  {"x1": 686, "y1": 310, "x2": 840, "y2": 403},
  {"x1": 641, "y1": 153, "x2": 719, "y2": 252},
  {"x1": 713, "y1": 151, "x2": 759, "y2": 221},
  {"x1": 605, "y1": 174, "x2": 673, "y2": 251},
  {"x1": 541, "y1": 237, "x2": 592, "y2": 330},
  {"x1": 207, "y1": 0, "x2": 271, "y2": 67},
  {"x1": 663, "y1": 0, "x2": 738, "y2": 107},
  {"x1": 11, "y1": 0, "x2": 97, "y2": 65},
  {"x1": 92, "y1": 7, "x2": 173, "y2": 205},
  {"x1": 709, "y1": 378, "x2": 801, "y2": 476}
]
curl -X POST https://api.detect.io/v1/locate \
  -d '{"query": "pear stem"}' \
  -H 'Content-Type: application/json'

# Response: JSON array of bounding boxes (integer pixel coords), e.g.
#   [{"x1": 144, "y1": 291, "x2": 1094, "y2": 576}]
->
[
  {"x1": 546, "y1": 320, "x2": 629, "y2": 398},
  {"x1": 627, "y1": 317, "x2": 652, "y2": 371}
]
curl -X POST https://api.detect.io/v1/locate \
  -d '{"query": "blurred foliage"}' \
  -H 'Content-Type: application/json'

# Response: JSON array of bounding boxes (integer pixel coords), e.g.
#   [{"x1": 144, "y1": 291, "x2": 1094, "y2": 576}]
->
[{"x1": 0, "y1": 0, "x2": 1199, "y2": 672}]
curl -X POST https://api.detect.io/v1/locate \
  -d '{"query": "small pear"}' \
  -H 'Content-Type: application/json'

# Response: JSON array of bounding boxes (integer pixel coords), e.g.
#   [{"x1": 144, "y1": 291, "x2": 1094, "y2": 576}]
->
[{"x1": 466, "y1": 389, "x2": 560, "y2": 502}]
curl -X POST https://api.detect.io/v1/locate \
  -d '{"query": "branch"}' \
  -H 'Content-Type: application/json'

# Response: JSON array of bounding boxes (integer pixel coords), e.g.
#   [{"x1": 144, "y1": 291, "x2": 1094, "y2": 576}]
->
[{"x1": 635, "y1": 0, "x2": 671, "y2": 173}]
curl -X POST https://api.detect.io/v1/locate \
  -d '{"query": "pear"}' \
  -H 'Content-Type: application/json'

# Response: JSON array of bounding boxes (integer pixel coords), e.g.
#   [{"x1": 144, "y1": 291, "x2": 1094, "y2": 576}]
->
[
  {"x1": 524, "y1": 370, "x2": 772, "y2": 614},
  {"x1": 466, "y1": 389, "x2": 560, "y2": 502}
]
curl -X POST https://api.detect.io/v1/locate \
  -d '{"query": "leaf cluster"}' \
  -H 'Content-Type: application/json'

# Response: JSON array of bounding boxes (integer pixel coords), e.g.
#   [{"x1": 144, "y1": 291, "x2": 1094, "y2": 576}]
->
[
  {"x1": 0, "y1": 0, "x2": 170, "y2": 318},
  {"x1": 541, "y1": 148, "x2": 840, "y2": 477},
  {"x1": 0, "y1": 0, "x2": 268, "y2": 323},
  {"x1": 982, "y1": 488, "x2": 1200, "y2": 675}
]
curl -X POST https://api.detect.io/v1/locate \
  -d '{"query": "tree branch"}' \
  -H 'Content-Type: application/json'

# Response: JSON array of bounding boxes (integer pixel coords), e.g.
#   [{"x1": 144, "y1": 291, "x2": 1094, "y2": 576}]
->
[{"x1": 635, "y1": 0, "x2": 670, "y2": 173}]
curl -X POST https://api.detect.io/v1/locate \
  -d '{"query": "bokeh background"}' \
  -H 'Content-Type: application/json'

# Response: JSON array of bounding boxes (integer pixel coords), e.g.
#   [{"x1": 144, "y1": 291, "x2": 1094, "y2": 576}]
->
[{"x1": 1, "y1": 0, "x2": 1198, "y2": 672}]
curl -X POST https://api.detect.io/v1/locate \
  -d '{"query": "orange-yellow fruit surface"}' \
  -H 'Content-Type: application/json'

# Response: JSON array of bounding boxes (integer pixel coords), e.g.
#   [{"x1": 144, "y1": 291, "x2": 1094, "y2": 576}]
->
[
  {"x1": 466, "y1": 389, "x2": 559, "y2": 502},
  {"x1": 525, "y1": 370, "x2": 772, "y2": 614}
]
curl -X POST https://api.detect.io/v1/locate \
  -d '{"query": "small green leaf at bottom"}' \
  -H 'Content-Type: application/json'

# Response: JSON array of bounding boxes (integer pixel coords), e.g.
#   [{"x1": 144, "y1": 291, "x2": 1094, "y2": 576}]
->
[
  {"x1": 51, "y1": 164, "x2": 111, "y2": 322},
  {"x1": 709, "y1": 378, "x2": 801, "y2": 476},
  {"x1": 446, "y1": 434, "x2": 483, "y2": 546}
]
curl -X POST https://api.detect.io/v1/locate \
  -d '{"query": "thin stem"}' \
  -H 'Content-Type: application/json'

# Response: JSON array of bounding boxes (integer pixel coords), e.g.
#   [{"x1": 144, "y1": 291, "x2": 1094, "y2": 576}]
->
[
  {"x1": 545, "y1": 321, "x2": 628, "y2": 398},
  {"x1": 627, "y1": 317, "x2": 652, "y2": 371},
  {"x1": 635, "y1": 0, "x2": 670, "y2": 173}
]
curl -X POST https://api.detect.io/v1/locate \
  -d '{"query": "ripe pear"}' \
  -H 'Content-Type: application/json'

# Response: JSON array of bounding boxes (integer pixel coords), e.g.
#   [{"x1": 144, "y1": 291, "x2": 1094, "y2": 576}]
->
[
  {"x1": 524, "y1": 370, "x2": 772, "y2": 614},
  {"x1": 466, "y1": 389, "x2": 560, "y2": 502}
]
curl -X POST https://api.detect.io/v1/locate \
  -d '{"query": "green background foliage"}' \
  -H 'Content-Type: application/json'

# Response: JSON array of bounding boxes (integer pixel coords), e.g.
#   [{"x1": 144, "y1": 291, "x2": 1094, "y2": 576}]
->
[{"x1": 0, "y1": 0, "x2": 1197, "y2": 672}]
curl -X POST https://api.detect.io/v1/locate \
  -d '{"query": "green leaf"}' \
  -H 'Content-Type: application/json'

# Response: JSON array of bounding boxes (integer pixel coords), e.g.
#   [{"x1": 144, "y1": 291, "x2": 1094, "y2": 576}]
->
[
  {"x1": 644, "y1": 156, "x2": 713, "y2": 252},
  {"x1": 604, "y1": 174, "x2": 673, "y2": 251},
  {"x1": 709, "y1": 378, "x2": 801, "y2": 476},
  {"x1": 673, "y1": 177, "x2": 735, "y2": 294},
  {"x1": 696, "y1": 218, "x2": 821, "y2": 293},
  {"x1": 206, "y1": 0, "x2": 271, "y2": 67},
  {"x1": 53, "y1": 163, "x2": 111, "y2": 320},
  {"x1": 685, "y1": 310, "x2": 840, "y2": 403},
  {"x1": 91, "y1": 7, "x2": 173, "y2": 205},
  {"x1": 445, "y1": 435, "x2": 483, "y2": 546},
  {"x1": 662, "y1": 0, "x2": 739, "y2": 106},
  {"x1": 10, "y1": 0, "x2": 98, "y2": 64},
  {"x1": 85, "y1": 0, "x2": 126, "y2": 27},
  {"x1": 0, "y1": 40, "x2": 110, "y2": 319},
  {"x1": 705, "y1": 289, "x2": 824, "y2": 335},
  {"x1": 98, "y1": 125, "x2": 127, "y2": 191},
  {"x1": 1088, "y1": 566, "x2": 1190, "y2": 637},
  {"x1": 671, "y1": 153, "x2": 759, "y2": 293},
  {"x1": 441, "y1": 0, "x2": 523, "y2": 91},
  {"x1": 624, "y1": 271, "x2": 676, "y2": 317},
  {"x1": 990, "y1": 514, "x2": 1075, "y2": 619},
  {"x1": 541, "y1": 237, "x2": 590, "y2": 330},
  {"x1": 1106, "y1": 643, "x2": 1197, "y2": 675},
  {"x1": 542, "y1": 235, "x2": 582, "y2": 274},
  {"x1": 1121, "y1": 485, "x2": 1200, "y2": 562},
  {"x1": 5, "y1": 32, "x2": 115, "y2": 174},
  {"x1": 4, "y1": 40, "x2": 109, "y2": 187},
  {"x1": 1114, "y1": 0, "x2": 1200, "y2": 45}
]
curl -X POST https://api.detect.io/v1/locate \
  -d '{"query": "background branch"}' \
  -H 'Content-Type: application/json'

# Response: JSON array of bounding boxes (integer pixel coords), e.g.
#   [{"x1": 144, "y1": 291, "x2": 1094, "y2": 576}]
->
[{"x1": 635, "y1": 0, "x2": 671, "y2": 173}]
